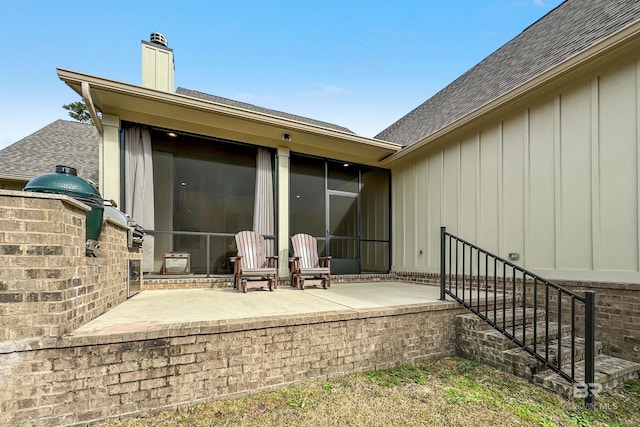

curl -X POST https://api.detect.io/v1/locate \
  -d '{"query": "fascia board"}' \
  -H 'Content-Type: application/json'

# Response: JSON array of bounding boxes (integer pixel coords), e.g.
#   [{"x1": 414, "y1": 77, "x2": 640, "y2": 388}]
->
[{"x1": 56, "y1": 68, "x2": 402, "y2": 156}]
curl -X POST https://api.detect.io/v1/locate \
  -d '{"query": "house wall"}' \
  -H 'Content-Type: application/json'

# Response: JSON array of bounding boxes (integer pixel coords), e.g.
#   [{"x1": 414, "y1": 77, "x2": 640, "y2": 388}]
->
[
  {"x1": 539, "y1": 280, "x2": 640, "y2": 364},
  {"x1": 391, "y1": 55, "x2": 640, "y2": 284},
  {"x1": 101, "y1": 114, "x2": 120, "y2": 203}
]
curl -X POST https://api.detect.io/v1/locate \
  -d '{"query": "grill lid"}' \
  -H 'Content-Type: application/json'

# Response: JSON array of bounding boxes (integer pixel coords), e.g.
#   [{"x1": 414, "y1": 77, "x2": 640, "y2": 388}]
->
[{"x1": 23, "y1": 165, "x2": 101, "y2": 199}]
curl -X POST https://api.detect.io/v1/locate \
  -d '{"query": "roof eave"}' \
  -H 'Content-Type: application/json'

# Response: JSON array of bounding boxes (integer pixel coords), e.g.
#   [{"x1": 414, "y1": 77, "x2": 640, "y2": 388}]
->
[
  {"x1": 0, "y1": 173, "x2": 32, "y2": 181},
  {"x1": 57, "y1": 69, "x2": 401, "y2": 165}
]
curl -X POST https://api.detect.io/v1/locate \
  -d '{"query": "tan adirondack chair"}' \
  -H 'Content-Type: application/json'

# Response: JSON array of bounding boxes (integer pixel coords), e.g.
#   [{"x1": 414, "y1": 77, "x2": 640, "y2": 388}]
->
[
  {"x1": 234, "y1": 231, "x2": 278, "y2": 292},
  {"x1": 290, "y1": 233, "x2": 331, "y2": 290}
]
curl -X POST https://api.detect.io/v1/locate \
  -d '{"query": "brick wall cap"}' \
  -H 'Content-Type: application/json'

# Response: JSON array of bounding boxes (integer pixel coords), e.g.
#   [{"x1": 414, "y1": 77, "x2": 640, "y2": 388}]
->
[
  {"x1": 0, "y1": 189, "x2": 91, "y2": 211},
  {"x1": 104, "y1": 217, "x2": 132, "y2": 231}
]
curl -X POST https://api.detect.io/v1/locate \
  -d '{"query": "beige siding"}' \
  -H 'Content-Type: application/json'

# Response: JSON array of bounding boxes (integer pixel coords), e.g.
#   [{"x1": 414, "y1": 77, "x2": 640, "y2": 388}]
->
[
  {"x1": 460, "y1": 135, "x2": 478, "y2": 242},
  {"x1": 392, "y1": 59, "x2": 640, "y2": 282},
  {"x1": 528, "y1": 101, "x2": 556, "y2": 269},
  {"x1": 427, "y1": 153, "x2": 443, "y2": 267},
  {"x1": 502, "y1": 115, "x2": 525, "y2": 263},
  {"x1": 415, "y1": 156, "x2": 428, "y2": 268},
  {"x1": 101, "y1": 114, "x2": 120, "y2": 203},
  {"x1": 598, "y1": 64, "x2": 638, "y2": 272},
  {"x1": 560, "y1": 81, "x2": 593, "y2": 270},
  {"x1": 141, "y1": 43, "x2": 174, "y2": 92},
  {"x1": 478, "y1": 127, "x2": 500, "y2": 254}
]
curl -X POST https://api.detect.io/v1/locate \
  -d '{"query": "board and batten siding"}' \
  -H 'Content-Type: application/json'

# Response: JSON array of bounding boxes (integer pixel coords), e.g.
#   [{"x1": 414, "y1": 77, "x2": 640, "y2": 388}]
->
[{"x1": 392, "y1": 58, "x2": 640, "y2": 283}]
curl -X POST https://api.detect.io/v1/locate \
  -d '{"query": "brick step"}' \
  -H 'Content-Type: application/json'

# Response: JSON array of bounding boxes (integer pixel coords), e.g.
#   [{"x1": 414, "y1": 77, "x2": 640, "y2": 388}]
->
[
  {"x1": 505, "y1": 337, "x2": 603, "y2": 380},
  {"x1": 446, "y1": 288, "x2": 520, "y2": 307},
  {"x1": 458, "y1": 321, "x2": 570, "y2": 353},
  {"x1": 456, "y1": 307, "x2": 546, "y2": 331},
  {"x1": 533, "y1": 354, "x2": 640, "y2": 398}
]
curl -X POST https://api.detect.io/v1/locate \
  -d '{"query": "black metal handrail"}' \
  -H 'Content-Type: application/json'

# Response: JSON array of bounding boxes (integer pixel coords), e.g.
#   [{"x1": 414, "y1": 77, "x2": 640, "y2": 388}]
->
[{"x1": 439, "y1": 226, "x2": 596, "y2": 408}]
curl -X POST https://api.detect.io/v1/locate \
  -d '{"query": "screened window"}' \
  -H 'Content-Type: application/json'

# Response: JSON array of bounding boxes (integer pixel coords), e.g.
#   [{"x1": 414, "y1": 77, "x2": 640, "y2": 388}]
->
[
  {"x1": 289, "y1": 154, "x2": 390, "y2": 273},
  {"x1": 150, "y1": 130, "x2": 272, "y2": 274},
  {"x1": 290, "y1": 155, "x2": 325, "y2": 238}
]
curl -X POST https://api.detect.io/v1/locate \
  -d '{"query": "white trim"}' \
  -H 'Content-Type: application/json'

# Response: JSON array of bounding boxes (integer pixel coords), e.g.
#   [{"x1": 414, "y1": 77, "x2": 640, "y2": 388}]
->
[
  {"x1": 590, "y1": 77, "x2": 601, "y2": 271},
  {"x1": 57, "y1": 69, "x2": 401, "y2": 153},
  {"x1": 637, "y1": 58, "x2": 640, "y2": 271},
  {"x1": 523, "y1": 109, "x2": 530, "y2": 268},
  {"x1": 498, "y1": 122, "x2": 504, "y2": 256},
  {"x1": 553, "y1": 95, "x2": 562, "y2": 270},
  {"x1": 475, "y1": 133, "x2": 480, "y2": 244}
]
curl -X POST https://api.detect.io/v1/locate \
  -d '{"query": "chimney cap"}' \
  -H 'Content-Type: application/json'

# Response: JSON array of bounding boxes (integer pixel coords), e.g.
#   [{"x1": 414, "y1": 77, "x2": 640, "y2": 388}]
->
[{"x1": 150, "y1": 32, "x2": 168, "y2": 47}]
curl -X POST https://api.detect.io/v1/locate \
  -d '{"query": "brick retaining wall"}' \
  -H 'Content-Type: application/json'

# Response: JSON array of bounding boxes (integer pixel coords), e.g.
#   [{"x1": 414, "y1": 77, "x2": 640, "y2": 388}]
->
[
  {"x1": 1, "y1": 301, "x2": 466, "y2": 426},
  {"x1": 441, "y1": 271, "x2": 640, "y2": 364},
  {"x1": 549, "y1": 280, "x2": 640, "y2": 364},
  {"x1": 0, "y1": 190, "x2": 141, "y2": 352},
  {"x1": 1, "y1": 191, "x2": 637, "y2": 425}
]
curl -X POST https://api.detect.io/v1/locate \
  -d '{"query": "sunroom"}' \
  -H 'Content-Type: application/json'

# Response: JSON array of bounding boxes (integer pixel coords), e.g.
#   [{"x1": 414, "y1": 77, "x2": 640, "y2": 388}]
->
[{"x1": 57, "y1": 66, "x2": 401, "y2": 279}]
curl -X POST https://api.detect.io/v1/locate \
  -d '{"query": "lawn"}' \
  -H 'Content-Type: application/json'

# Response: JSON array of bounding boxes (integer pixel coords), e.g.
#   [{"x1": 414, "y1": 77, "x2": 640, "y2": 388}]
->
[{"x1": 100, "y1": 357, "x2": 639, "y2": 427}]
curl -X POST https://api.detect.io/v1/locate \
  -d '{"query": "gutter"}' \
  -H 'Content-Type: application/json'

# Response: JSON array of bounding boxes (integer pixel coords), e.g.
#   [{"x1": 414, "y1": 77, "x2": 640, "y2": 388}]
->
[
  {"x1": 380, "y1": 18, "x2": 640, "y2": 167},
  {"x1": 81, "y1": 82, "x2": 103, "y2": 134},
  {"x1": 58, "y1": 69, "x2": 402, "y2": 154}
]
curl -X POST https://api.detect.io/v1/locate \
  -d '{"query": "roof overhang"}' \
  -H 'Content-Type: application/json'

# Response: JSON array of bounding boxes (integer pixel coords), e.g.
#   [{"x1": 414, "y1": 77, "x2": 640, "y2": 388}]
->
[
  {"x1": 381, "y1": 18, "x2": 640, "y2": 167},
  {"x1": 57, "y1": 69, "x2": 401, "y2": 167},
  {"x1": 0, "y1": 173, "x2": 31, "y2": 182}
]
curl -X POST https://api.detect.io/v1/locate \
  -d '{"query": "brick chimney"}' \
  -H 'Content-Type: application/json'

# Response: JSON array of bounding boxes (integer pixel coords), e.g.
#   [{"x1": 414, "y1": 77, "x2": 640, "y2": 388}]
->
[{"x1": 141, "y1": 32, "x2": 174, "y2": 92}]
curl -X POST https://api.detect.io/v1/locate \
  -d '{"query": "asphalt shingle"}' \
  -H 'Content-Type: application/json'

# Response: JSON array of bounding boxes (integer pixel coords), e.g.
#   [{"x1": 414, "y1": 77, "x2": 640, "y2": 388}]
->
[
  {"x1": 376, "y1": 0, "x2": 640, "y2": 146},
  {"x1": 0, "y1": 119, "x2": 99, "y2": 184},
  {"x1": 176, "y1": 87, "x2": 355, "y2": 134}
]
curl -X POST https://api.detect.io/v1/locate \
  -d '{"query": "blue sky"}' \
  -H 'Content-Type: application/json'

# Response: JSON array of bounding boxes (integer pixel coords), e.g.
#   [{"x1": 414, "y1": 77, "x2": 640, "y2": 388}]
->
[{"x1": 0, "y1": 0, "x2": 563, "y2": 149}]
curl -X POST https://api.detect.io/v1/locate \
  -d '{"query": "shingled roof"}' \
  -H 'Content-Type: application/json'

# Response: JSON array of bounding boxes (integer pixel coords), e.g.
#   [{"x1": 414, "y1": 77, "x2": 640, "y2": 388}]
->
[
  {"x1": 376, "y1": 0, "x2": 640, "y2": 146},
  {"x1": 0, "y1": 119, "x2": 99, "y2": 183},
  {"x1": 176, "y1": 87, "x2": 356, "y2": 134}
]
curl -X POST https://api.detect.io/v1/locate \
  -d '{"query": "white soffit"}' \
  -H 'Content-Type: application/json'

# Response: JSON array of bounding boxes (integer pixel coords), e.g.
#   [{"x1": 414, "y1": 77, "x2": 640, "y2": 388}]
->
[{"x1": 57, "y1": 69, "x2": 401, "y2": 166}]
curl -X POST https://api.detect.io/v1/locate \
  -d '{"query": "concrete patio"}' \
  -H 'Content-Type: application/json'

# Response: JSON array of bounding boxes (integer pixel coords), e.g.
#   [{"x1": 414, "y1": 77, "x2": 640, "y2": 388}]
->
[{"x1": 70, "y1": 282, "x2": 445, "y2": 337}]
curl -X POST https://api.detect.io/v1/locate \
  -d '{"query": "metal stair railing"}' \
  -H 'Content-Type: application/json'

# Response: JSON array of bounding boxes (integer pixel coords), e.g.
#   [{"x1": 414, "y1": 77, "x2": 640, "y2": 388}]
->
[{"x1": 439, "y1": 226, "x2": 596, "y2": 408}]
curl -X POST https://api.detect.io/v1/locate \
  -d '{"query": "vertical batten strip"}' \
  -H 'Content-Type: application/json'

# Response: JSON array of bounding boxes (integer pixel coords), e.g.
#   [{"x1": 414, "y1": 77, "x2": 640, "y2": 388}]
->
[
  {"x1": 440, "y1": 149, "x2": 445, "y2": 229},
  {"x1": 424, "y1": 157, "x2": 430, "y2": 269},
  {"x1": 457, "y1": 140, "x2": 462, "y2": 234},
  {"x1": 523, "y1": 110, "x2": 530, "y2": 268},
  {"x1": 413, "y1": 162, "x2": 418, "y2": 267},
  {"x1": 591, "y1": 77, "x2": 601, "y2": 271},
  {"x1": 498, "y1": 122, "x2": 504, "y2": 258},
  {"x1": 637, "y1": 58, "x2": 640, "y2": 271},
  {"x1": 476, "y1": 133, "x2": 481, "y2": 251},
  {"x1": 554, "y1": 95, "x2": 562, "y2": 270}
]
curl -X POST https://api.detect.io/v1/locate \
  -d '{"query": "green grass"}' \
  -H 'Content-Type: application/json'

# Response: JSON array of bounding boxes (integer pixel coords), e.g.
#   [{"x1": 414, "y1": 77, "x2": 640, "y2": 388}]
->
[{"x1": 100, "y1": 357, "x2": 640, "y2": 427}]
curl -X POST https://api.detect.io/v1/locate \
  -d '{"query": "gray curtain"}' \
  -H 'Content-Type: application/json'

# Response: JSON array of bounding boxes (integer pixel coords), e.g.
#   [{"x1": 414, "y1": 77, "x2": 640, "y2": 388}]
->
[
  {"x1": 124, "y1": 127, "x2": 155, "y2": 272},
  {"x1": 253, "y1": 148, "x2": 274, "y2": 256}
]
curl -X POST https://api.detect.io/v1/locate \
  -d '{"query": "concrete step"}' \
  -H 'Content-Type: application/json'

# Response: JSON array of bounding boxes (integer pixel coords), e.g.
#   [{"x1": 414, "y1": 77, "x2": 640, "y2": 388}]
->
[
  {"x1": 456, "y1": 307, "x2": 545, "y2": 331},
  {"x1": 505, "y1": 337, "x2": 603, "y2": 380},
  {"x1": 533, "y1": 354, "x2": 640, "y2": 398}
]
